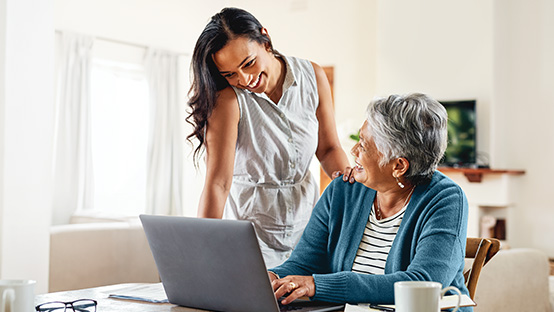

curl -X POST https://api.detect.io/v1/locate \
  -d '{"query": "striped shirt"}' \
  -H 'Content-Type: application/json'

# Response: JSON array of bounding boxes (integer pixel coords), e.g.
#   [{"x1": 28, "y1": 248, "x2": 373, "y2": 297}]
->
[{"x1": 351, "y1": 204, "x2": 406, "y2": 275}]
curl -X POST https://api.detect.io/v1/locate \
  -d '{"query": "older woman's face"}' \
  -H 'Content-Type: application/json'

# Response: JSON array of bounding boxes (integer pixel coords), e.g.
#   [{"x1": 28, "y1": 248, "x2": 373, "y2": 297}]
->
[
  {"x1": 351, "y1": 121, "x2": 390, "y2": 188},
  {"x1": 212, "y1": 36, "x2": 274, "y2": 93}
]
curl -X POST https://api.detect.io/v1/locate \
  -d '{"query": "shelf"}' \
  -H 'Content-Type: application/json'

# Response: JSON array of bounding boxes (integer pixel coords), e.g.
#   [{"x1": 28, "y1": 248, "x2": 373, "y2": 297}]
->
[{"x1": 438, "y1": 167, "x2": 525, "y2": 183}]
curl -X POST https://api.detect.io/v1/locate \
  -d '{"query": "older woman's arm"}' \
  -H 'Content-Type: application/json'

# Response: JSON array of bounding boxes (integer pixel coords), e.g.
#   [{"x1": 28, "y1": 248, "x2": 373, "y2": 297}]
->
[
  {"x1": 269, "y1": 178, "x2": 372, "y2": 301},
  {"x1": 312, "y1": 234, "x2": 466, "y2": 304},
  {"x1": 311, "y1": 175, "x2": 469, "y2": 304},
  {"x1": 273, "y1": 174, "x2": 469, "y2": 305}
]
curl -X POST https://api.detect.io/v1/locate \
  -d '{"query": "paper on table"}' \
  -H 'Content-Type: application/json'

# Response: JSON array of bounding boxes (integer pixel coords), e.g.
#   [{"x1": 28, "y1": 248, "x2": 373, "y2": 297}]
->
[
  {"x1": 344, "y1": 303, "x2": 382, "y2": 312},
  {"x1": 441, "y1": 294, "x2": 476, "y2": 309},
  {"x1": 108, "y1": 283, "x2": 169, "y2": 303},
  {"x1": 344, "y1": 294, "x2": 476, "y2": 311}
]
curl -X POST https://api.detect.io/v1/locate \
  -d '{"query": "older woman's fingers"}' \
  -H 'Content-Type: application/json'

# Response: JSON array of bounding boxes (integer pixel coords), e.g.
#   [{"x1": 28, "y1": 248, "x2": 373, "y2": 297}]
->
[
  {"x1": 273, "y1": 276, "x2": 316, "y2": 306},
  {"x1": 271, "y1": 279, "x2": 281, "y2": 291},
  {"x1": 272, "y1": 279, "x2": 297, "y2": 299},
  {"x1": 331, "y1": 171, "x2": 342, "y2": 179},
  {"x1": 268, "y1": 271, "x2": 279, "y2": 283},
  {"x1": 280, "y1": 286, "x2": 309, "y2": 305}
]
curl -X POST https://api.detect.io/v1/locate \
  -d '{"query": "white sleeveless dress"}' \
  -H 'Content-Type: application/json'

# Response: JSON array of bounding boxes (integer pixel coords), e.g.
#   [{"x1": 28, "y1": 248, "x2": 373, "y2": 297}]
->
[{"x1": 223, "y1": 55, "x2": 320, "y2": 268}]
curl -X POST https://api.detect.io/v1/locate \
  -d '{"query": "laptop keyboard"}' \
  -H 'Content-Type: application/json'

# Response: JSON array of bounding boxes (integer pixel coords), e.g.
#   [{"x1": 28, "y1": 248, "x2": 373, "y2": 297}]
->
[
  {"x1": 279, "y1": 303, "x2": 303, "y2": 311},
  {"x1": 277, "y1": 299, "x2": 344, "y2": 312}
]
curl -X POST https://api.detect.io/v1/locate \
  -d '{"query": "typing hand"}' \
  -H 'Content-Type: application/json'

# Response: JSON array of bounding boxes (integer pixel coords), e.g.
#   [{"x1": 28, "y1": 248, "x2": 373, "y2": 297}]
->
[
  {"x1": 268, "y1": 271, "x2": 279, "y2": 283},
  {"x1": 272, "y1": 275, "x2": 315, "y2": 305}
]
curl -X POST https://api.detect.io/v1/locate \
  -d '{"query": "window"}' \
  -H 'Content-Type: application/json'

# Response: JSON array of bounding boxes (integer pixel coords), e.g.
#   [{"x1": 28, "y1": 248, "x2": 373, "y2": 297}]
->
[{"x1": 90, "y1": 60, "x2": 149, "y2": 215}]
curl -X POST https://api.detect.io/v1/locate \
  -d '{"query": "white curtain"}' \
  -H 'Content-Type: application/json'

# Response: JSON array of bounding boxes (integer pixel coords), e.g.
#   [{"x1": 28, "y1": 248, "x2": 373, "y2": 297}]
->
[
  {"x1": 144, "y1": 49, "x2": 185, "y2": 215},
  {"x1": 51, "y1": 32, "x2": 94, "y2": 225}
]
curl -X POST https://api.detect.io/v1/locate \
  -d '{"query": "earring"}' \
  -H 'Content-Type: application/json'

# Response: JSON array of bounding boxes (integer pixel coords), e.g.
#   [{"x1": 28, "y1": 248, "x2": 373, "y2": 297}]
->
[{"x1": 394, "y1": 174, "x2": 405, "y2": 188}]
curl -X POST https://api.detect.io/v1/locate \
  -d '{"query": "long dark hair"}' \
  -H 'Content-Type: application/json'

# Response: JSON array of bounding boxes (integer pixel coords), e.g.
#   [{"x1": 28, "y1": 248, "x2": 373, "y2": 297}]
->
[{"x1": 186, "y1": 7, "x2": 276, "y2": 163}]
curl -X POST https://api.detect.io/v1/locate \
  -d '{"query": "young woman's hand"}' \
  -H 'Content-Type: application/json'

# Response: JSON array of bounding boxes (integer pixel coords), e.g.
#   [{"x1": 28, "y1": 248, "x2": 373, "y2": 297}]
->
[{"x1": 332, "y1": 166, "x2": 355, "y2": 183}]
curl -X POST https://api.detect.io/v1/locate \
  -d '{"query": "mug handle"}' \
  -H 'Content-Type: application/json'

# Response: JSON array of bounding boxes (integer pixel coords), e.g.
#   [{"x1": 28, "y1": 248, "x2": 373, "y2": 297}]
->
[
  {"x1": 1, "y1": 288, "x2": 15, "y2": 312},
  {"x1": 441, "y1": 286, "x2": 462, "y2": 312}
]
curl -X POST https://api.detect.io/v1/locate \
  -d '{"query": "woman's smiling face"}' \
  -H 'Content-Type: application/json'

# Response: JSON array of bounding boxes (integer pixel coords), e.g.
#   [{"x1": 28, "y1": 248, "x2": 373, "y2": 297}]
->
[
  {"x1": 212, "y1": 36, "x2": 274, "y2": 93},
  {"x1": 351, "y1": 121, "x2": 391, "y2": 188}
]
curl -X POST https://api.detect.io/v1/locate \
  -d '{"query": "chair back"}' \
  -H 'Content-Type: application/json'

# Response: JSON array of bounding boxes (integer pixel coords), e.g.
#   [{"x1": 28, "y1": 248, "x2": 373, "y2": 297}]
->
[{"x1": 464, "y1": 237, "x2": 501, "y2": 299}]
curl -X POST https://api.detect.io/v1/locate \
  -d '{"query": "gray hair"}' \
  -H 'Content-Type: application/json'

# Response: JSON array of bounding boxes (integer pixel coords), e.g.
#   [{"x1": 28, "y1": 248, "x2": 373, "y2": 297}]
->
[{"x1": 365, "y1": 93, "x2": 448, "y2": 184}]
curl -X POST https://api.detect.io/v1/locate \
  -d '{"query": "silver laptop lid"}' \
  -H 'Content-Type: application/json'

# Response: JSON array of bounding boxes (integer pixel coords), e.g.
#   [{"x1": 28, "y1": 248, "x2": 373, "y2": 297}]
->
[{"x1": 139, "y1": 214, "x2": 280, "y2": 312}]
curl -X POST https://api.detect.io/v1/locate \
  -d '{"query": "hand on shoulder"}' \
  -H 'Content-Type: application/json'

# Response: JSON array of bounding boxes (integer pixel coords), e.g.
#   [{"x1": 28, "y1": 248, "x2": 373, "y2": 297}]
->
[{"x1": 332, "y1": 166, "x2": 356, "y2": 184}]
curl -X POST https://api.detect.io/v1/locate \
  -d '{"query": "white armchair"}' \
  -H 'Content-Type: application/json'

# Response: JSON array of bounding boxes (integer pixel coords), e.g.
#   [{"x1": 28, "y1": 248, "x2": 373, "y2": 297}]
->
[
  {"x1": 473, "y1": 248, "x2": 552, "y2": 312},
  {"x1": 49, "y1": 220, "x2": 159, "y2": 292}
]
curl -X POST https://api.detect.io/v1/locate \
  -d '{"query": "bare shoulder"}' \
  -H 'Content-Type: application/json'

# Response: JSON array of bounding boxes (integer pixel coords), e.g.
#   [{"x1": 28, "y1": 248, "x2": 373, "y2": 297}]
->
[
  {"x1": 310, "y1": 61, "x2": 326, "y2": 78},
  {"x1": 309, "y1": 61, "x2": 331, "y2": 88},
  {"x1": 212, "y1": 86, "x2": 239, "y2": 122},
  {"x1": 216, "y1": 87, "x2": 238, "y2": 107}
]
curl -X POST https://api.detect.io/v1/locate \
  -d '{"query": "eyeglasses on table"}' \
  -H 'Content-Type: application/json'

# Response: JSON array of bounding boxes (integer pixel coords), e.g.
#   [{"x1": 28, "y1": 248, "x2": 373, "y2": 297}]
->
[{"x1": 35, "y1": 299, "x2": 97, "y2": 312}]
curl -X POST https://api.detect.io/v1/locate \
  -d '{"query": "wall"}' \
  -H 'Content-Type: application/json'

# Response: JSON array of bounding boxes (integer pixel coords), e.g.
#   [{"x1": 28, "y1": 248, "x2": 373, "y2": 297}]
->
[
  {"x1": 376, "y1": 0, "x2": 494, "y2": 163},
  {"x1": 0, "y1": 0, "x2": 55, "y2": 293},
  {"x1": 492, "y1": 0, "x2": 554, "y2": 256},
  {"x1": 54, "y1": 0, "x2": 225, "y2": 54},
  {"x1": 0, "y1": 0, "x2": 6, "y2": 275}
]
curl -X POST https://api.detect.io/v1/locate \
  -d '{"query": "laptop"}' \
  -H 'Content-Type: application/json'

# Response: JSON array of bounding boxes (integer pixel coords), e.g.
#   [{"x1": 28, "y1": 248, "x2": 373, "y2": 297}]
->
[{"x1": 140, "y1": 214, "x2": 343, "y2": 312}]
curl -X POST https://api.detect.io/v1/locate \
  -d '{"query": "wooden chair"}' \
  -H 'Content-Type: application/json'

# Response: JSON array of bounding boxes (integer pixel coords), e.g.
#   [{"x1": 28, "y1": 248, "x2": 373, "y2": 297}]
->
[{"x1": 464, "y1": 237, "x2": 501, "y2": 299}]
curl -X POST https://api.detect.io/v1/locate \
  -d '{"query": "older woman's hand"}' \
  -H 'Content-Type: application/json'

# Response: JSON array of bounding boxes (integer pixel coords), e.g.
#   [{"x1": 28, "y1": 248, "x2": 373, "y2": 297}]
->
[
  {"x1": 271, "y1": 275, "x2": 316, "y2": 305},
  {"x1": 332, "y1": 166, "x2": 356, "y2": 183},
  {"x1": 268, "y1": 271, "x2": 279, "y2": 283}
]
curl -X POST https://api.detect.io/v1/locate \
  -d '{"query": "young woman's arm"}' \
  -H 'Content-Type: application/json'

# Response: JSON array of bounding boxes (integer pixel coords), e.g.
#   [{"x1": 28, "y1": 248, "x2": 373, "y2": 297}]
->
[
  {"x1": 311, "y1": 62, "x2": 352, "y2": 181},
  {"x1": 197, "y1": 87, "x2": 240, "y2": 218}
]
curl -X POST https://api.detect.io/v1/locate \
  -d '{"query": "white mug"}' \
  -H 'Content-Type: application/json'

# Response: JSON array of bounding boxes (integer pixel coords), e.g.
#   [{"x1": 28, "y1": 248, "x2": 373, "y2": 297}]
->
[
  {"x1": 394, "y1": 281, "x2": 461, "y2": 312},
  {"x1": 0, "y1": 280, "x2": 36, "y2": 312}
]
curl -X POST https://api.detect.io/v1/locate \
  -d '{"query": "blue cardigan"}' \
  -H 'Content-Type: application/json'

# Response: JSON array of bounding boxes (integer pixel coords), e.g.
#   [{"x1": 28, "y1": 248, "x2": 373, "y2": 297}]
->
[{"x1": 271, "y1": 171, "x2": 471, "y2": 311}]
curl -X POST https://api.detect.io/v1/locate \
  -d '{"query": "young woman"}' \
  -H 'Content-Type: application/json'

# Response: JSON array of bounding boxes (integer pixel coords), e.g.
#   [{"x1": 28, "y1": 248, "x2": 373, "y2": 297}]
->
[{"x1": 187, "y1": 7, "x2": 352, "y2": 268}]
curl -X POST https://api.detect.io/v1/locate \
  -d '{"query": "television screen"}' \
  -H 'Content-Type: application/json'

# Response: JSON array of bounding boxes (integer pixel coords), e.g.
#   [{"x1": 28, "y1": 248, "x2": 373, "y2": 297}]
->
[{"x1": 439, "y1": 100, "x2": 476, "y2": 167}]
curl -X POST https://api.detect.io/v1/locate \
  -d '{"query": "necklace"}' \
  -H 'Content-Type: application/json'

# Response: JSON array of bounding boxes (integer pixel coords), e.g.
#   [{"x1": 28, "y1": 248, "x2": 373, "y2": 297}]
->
[{"x1": 375, "y1": 186, "x2": 415, "y2": 220}]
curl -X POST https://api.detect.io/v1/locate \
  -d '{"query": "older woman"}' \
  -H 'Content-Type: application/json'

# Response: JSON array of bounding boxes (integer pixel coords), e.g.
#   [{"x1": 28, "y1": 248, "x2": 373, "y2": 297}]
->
[{"x1": 269, "y1": 93, "x2": 471, "y2": 310}]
